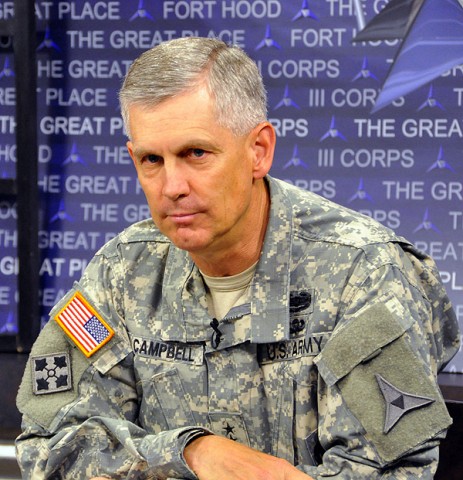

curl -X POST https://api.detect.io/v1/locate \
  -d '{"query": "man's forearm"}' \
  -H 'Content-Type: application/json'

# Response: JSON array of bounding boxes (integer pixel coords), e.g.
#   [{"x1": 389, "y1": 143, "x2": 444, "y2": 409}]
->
[{"x1": 184, "y1": 435, "x2": 314, "y2": 480}]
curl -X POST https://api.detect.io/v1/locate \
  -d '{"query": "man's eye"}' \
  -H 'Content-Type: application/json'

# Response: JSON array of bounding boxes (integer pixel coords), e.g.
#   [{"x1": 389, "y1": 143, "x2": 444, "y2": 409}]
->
[
  {"x1": 191, "y1": 149, "x2": 206, "y2": 158},
  {"x1": 144, "y1": 154, "x2": 161, "y2": 164}
]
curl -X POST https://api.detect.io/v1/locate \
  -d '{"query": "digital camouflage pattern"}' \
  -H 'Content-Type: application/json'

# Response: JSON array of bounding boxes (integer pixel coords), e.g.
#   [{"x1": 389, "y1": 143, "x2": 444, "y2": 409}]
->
[{"x1": 16, "y1": 176, "x2": 460, "y2": 479}]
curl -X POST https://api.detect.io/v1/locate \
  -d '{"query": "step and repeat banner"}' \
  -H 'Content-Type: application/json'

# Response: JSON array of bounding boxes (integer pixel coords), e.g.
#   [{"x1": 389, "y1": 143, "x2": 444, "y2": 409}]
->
[{"x1": 0, "y1": 0, "x2": 462, "y2": 371}]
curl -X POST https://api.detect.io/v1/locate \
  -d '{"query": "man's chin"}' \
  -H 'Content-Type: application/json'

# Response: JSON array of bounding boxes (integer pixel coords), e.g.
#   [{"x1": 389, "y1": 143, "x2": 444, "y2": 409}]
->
[{"x1": 169, "y1": 232, "x2": 209, "y2": 253}]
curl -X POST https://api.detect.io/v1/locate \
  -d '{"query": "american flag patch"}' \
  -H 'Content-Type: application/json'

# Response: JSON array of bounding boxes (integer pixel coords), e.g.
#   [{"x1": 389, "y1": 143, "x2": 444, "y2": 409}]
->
[{"x1": 54, "y1": 291, "x2": 114, "y2": 357}]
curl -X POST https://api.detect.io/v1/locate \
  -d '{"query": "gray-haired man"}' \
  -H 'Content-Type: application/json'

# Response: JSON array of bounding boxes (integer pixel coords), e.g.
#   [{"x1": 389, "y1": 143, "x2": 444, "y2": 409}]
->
[{"x1": 17, "y1": 37, "x2": 459, "y2": 479}]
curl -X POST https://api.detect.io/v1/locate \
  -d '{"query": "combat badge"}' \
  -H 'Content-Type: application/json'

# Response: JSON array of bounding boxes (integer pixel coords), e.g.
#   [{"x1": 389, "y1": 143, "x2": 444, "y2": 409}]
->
[
  {"x1": 289, "y1": 289, "x2": 314, "y2": 335},
  {"x1": 31, "y1": 352, "x2": 72, "y2": 395},
  {"x1": 54, "y1": 291, "x2": 114, "y2": 357},
  {"x1": 289, "y1": 290, "x2": 312, "y2": 313},
  {"x1": 376, "y1": 374, "x2": 435, "y2": 434}
]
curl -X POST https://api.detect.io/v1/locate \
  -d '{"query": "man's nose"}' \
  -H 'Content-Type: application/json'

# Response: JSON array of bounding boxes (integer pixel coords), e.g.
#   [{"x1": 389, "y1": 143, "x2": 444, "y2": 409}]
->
[{"x1": 161, "y1": 160, "x2": 190, "y2": 200}]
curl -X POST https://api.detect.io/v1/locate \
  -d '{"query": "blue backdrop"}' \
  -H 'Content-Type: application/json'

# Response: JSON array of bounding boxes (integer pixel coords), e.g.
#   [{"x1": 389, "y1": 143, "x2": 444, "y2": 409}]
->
[{"x1": 0, "y1": 0, "x2": 462, "y2": 371}]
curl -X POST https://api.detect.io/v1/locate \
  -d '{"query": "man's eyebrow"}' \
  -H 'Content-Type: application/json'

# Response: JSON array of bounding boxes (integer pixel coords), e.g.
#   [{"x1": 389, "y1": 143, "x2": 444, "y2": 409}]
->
[
  {"x1": 176, "y1": 139, "x2": 219, "y2": 152},
  {"x1": 133, "y1": 139, "x2": 220, "y2": 158},
  {"x1": 132, "y1": 147, "x2": 157, "y2": 159}
]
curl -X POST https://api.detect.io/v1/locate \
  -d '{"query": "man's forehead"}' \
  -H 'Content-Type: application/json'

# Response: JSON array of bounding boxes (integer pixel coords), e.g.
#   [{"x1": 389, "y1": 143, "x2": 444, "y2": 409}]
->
[{"x1": 131, "y1": 85, "x2": 213, "y2": 113}]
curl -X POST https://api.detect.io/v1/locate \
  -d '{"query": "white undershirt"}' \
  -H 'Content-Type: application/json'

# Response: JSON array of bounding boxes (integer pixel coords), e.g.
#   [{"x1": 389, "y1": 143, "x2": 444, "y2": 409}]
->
[{"x1": 201, "y1": 262, "x2": 257, "y2": 320}]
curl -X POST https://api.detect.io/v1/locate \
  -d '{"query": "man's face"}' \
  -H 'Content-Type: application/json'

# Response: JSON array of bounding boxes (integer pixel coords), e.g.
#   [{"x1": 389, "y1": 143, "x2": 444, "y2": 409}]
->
[{"x1": 127, "y1": 87, "x2": 271, "y2": 260}]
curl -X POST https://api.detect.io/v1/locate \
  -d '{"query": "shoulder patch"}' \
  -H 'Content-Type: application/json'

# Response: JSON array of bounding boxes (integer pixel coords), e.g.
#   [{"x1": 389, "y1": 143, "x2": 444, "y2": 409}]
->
[
  {"x1": 54, "y1": 291, "x2": 114, "y2": 357},
  {"x1": 31, "y1": 352, "x2": 72, "y2": 395},
  {"x1": 17, "y1": 319, "x2": 91, "y2": 429},
  {"x1": 315, "y1": 292, "x2": 452, "y2": 464},
  {"x1": 376, "y1": 374, "x2": 434, "y2": 434}
]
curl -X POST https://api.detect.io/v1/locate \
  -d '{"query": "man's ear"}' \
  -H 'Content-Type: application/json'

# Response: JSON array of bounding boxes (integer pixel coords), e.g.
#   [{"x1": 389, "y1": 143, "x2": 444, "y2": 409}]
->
[
  {"x1": 250, "y1": 122, "x2": 276, "y2": 179},
  {"x1": 126, "y1": 141, "x2": 135, "y2": 163},
  {"x1": 126, "y1": 141, "x2": 140, "y2": 173}
]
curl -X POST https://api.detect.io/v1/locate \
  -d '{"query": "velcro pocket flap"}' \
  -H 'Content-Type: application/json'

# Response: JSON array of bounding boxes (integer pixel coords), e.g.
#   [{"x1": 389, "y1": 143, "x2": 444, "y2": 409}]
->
[{"x1": 315, "y1": 293, "x2": 413, "y2": 387}]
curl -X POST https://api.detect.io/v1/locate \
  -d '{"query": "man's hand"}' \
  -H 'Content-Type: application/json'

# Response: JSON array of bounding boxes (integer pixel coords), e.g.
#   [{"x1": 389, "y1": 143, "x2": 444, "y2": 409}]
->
[{"x1": 184, "y1": 435, "x2": 313, "y2": 480}]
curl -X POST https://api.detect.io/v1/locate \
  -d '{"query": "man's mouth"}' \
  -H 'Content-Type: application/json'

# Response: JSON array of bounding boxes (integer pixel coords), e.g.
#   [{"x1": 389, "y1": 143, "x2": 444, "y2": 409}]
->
[{"x1": 168, "y1": 212, "x2": 198, "y2": 225}]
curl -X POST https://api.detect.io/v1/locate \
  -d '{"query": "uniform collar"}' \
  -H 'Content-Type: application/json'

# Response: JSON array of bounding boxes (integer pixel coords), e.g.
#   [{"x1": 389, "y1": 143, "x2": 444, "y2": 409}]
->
[
  {"x1": 249, "y1": 177, "x2": 292, "y2": 343},
  {"x1": 160, "y1": 176, "x2": 293, "y2": 344}
]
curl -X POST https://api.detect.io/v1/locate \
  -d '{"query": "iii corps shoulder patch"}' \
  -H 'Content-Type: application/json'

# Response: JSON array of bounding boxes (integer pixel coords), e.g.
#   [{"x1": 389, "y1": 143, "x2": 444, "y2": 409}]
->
[{"x1": 54, "y1": 291, "x2": 114, "y2": 358}]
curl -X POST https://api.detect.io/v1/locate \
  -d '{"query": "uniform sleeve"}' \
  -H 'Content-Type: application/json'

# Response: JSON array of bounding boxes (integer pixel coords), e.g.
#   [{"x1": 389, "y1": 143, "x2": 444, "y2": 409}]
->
[
  {"x1": 301, "y1": 255, "x2": 457, "y2": 479},
  {"x1": 15, "y1": 250, "x2": 209, "y2": 480}
]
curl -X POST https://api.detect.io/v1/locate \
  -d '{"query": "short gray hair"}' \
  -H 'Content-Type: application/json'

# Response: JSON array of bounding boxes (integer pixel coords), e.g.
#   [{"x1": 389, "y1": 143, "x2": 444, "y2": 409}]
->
[{"x1": 119, "y1": 37, "x2": 268, "y2": 138}]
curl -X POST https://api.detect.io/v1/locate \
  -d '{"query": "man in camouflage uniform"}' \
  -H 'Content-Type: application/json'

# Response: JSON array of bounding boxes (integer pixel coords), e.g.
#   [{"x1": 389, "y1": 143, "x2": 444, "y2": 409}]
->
[{"x1": 16, "y1": 37, "x2": 460, "y2": 479}]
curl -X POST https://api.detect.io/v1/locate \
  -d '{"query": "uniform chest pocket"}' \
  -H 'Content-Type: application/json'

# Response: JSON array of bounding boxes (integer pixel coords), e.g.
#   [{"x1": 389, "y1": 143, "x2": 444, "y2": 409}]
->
[
  {"x1": 263, "y1": 351, "x2": 319, "y2": 465},
  {"x1": 137, "y1": 368, "x2": 196, "y2": 434}
]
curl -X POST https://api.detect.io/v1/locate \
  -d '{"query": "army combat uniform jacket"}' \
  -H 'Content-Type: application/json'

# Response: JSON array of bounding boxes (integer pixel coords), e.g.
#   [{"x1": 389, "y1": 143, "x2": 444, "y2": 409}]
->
[{"x1": 16, "y1": 176, "x2": 460, "y2": 479}]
